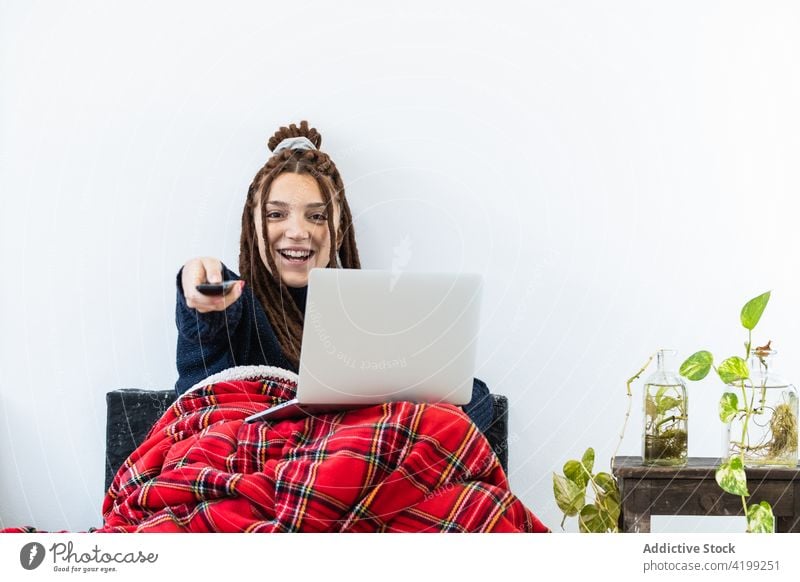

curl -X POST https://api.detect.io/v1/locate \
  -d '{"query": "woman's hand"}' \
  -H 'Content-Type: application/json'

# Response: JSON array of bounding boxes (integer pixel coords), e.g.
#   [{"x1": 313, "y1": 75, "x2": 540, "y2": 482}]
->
[{"x1": 181, "y1": 257, "x2": 245, "y2": 313}]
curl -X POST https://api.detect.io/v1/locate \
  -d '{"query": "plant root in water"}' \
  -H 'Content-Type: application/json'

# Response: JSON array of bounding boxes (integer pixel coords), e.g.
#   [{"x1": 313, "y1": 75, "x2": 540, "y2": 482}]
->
[
  {"x1": 644, "y1": 429, "x2": 688, "y2": 463},
  {"x1": 767, "y1": 403, "x2": 798, "y2": 458}
]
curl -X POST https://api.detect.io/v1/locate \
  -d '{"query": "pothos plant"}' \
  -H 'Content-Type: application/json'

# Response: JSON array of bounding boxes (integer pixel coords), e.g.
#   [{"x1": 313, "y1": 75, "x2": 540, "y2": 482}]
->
[
  {"x1": 552, "y1": 355, "x2": 655, "y2": 532},
  {"x1": 552, "y1": 447, "x2": 620, "y2": 532},
  {"x1": 679, "y1": 290, "x2": 779, "y2": 534},
  {"x1": 553, "y1": 291, "x2": 784, "y2": 533}
]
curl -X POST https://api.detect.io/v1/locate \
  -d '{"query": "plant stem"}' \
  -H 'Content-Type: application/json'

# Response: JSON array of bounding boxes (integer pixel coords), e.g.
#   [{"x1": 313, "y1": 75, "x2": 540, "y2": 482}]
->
[
  {"x1": 738, "y1": 379, "x2": 750, "y2": 523},
  {"x1": 581, "y1": 462, "x2": 602, "y2": 497},
  {"x1": 738, "y1": 380, "x2": 751, "y2": 452},
  {"x1": 654, "y1": 414, "x2": 688, "y2": 433},
  {"x1": 612, "y1": 353, "x2": 655, "y2": 467}
]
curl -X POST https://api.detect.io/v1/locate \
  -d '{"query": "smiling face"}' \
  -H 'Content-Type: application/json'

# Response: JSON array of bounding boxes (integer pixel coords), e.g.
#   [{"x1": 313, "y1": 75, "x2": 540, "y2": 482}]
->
[{"x1": 254, "y1": 172, "x2": 341, "y2": 288}]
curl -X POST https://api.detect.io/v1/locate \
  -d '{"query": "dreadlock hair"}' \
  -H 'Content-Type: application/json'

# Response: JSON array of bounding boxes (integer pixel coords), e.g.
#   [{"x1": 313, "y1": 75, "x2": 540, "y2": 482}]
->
[{"x1": 239, "y1": 120, "x2": 360, "y2": 370}]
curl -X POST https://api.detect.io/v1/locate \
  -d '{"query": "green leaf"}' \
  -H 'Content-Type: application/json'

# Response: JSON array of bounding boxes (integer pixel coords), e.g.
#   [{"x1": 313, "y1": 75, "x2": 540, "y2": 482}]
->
[
  {"x1": 581, "y1": 448, "x2": 595, "y2": 476},
  {"x1": 595, "y1": 493, "x2": 621, "y2": 531},
  {"x1": 716, "y1": 457, "x2": 749, "y2": 496},
  {"x1": 645, "y1": 395, "x2": 657, "y2": 420},
  {"x1": 578, "y1": 503, "x2": 617, "y2": 533},
  {"x1": 594, "y1": 472, "x2": 618, "y2": 495},
  {"x1": 746, "y1": 501, "x2": 774, "y2": 533},
  {"x1": 680, "y1": 351, "x2": 713, "y2": 381},
  {"x1": 563, "y1": 460, "x2": 589, "y2": 490},
  {"x1": 718, "y1": 356, "x2": 750, "y2": 384},
  {"x1": 719, "y1": 392, "x2": 739, "y2": 423},
  {"x1": 741, "y1": 291, "x2": 771, "y2": 331},
  {"x1": 657, "y1": 396, "x2": 681, "y2": 415},
  {"x1": 553, "y1": 473, "x2": 585, "y2": 517},
  {"x1": 598, "y1": 491, "x2": 621, "y2": 526},
  {"x1": 578, "y1": 504, "x2": 600, "y2": 533},
  {"x1": 581, "y1": 472, "x2": 621, "y2": 532}
]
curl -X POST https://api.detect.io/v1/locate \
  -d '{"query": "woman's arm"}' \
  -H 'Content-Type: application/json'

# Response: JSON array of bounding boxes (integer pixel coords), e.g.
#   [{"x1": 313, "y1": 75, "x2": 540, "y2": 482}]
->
[
  {"x1": 175, "y1": 262, "x2": 244, "y2": 343},
  {"x1": 174, "y1": 259, "x2": 246, "y2": 395}
]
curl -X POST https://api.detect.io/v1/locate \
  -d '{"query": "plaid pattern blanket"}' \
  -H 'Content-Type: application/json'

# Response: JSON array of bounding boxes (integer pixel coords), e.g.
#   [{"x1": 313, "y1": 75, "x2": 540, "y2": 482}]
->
[{"x1": 7, "y1": 366, "x2": 548, "y2": 533}]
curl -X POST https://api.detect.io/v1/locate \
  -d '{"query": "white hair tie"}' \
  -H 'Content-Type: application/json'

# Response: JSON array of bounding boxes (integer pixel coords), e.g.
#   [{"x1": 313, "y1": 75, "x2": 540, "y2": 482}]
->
[{"x1": 273, "y1": 136, "x2": 317, "y2": 154}]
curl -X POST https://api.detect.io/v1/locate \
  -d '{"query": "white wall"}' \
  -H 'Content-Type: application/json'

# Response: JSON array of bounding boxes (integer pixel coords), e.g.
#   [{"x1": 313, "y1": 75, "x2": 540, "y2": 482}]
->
[{"x1": 1, "y1": 0, "x2": 799, "y2": 533}]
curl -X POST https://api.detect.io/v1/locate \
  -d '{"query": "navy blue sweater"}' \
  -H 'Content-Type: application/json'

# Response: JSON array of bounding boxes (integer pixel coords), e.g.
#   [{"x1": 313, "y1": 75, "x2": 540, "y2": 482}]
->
[{"x1": 174, "y1": 264, "x2": 494, "y2": 432}]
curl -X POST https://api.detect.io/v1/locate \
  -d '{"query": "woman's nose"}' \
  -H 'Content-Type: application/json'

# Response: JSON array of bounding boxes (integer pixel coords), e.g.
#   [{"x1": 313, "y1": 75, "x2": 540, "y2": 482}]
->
[{"x1": 285, "y1": 215, "x2": 310, "y2": 240}]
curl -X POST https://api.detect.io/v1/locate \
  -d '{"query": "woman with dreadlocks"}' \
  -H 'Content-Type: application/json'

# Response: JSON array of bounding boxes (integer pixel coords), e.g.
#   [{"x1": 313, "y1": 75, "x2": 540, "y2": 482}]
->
[{"x1": 174, "y1": 121, "x2": 493, "y2": 431}]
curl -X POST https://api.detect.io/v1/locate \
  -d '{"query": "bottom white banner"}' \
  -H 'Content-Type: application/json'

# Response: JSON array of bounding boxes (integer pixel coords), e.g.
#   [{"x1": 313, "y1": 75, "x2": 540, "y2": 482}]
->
[{"x1": 0, "y1": 533, "x2": 797, "y2": 581}]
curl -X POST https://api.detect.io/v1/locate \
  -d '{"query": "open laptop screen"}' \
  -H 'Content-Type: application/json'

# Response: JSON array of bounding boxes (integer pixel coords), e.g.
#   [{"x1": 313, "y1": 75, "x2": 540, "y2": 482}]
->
[{"x1": 297, "y1": 269, "x2": 483, "y2": 406}]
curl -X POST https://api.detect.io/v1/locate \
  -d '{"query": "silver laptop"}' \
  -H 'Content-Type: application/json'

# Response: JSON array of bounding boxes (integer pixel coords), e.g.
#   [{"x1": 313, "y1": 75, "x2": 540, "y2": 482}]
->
[{"x1": 245, "y1": 269, "x2": 483, "y2": 422}]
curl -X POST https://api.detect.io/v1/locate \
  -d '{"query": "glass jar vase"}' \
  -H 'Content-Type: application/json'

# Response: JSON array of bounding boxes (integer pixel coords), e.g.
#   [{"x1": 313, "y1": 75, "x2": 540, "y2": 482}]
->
[
  {"x1": 724, "y1": 348, "x2": 798, "y2": 467},
  {"x1": 643, "y1": 349, "x2": 689, "y2": 466}
]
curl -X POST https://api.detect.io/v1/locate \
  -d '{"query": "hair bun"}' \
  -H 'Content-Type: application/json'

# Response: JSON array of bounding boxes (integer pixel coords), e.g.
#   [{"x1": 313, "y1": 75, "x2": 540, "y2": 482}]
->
[{"x1": 267, "y1": 120, "x2": 323, "y2": 152}]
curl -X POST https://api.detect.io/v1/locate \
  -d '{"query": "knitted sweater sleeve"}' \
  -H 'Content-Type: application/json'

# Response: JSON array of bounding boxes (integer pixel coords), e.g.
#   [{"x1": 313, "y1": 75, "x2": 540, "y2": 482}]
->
[
  {"x1": 174, "y1": 263, "x2": 247, "y2": 395},
  {"x1": 175, "y1": 263, "x2": 244, "y2": 344},
  {"x1": 463, "y1": 378, "x2": 494, "y2": 433}
]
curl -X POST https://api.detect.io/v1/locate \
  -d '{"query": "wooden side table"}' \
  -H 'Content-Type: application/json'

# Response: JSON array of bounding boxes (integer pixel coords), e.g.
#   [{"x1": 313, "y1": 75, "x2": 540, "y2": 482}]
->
[{"x1": 612, "y1": 456, "x2": 800, "y2": 532}]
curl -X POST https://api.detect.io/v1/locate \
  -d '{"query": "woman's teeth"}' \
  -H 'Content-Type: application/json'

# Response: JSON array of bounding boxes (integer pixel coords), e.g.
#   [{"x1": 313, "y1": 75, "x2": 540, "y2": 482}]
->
[{"x1": 279, "y1": 250, "x2": 313, "y2": 263}]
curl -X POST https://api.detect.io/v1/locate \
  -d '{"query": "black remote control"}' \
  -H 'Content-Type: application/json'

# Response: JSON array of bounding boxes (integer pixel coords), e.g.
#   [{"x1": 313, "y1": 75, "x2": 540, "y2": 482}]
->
[{"x1": 196, "y1": 281, "x2": 238, "y2": 296}]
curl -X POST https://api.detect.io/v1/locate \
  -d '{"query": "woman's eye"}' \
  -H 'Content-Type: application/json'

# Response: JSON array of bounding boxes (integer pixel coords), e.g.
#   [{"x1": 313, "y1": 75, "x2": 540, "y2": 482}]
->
[
  {"x1": 266, "y1": 211, "x2": 283, "y2": 219},
  {"x1": 310, "y1": 214, "x2": 328, "y2": 221}
]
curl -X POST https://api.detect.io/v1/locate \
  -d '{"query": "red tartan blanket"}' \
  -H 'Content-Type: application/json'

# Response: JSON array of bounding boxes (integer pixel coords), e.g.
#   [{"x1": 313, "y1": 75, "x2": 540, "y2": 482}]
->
[{"x1": 6, "y1": 367, "x2": 548, "y2": 533}]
